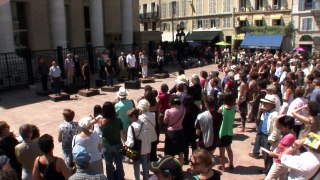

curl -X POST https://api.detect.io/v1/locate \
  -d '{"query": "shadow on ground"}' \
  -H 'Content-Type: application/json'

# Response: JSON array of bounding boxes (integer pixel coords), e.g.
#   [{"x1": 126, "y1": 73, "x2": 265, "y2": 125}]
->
[
  {"x1": 233, "y1": 133, "x2": 249, "y2": 141},
  {"x1": 228, "y1": 165, "x2": 264, "y2": 175}
]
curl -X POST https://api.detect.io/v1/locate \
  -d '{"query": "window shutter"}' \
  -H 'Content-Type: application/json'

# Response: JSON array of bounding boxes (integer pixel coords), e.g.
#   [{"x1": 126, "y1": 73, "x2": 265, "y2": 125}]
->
[
  {"x1": 299, "y1": 0, "x2": 304, "y2": 11},
  {"x1": 216, "y1": 18, "x2": 220, "y2": 28}
]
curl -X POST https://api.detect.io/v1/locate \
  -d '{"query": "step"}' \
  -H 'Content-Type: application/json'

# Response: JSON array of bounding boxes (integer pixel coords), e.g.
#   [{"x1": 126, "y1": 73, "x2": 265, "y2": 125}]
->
[
  {"x1": 139, "y1": 77, "x2": 155, "y2": 83},
  {"x1": 154, "y1": 73, "x2": 170, "y2": 79},
  {"x1": 124, "y1": 80, "x2": 141, "y2": 89},
  {"x1": 49, "y1": 93, "x2": 70, "y2": 102},
  {"x1": 78, "y1": 89, "x2": 100, "y2": 97},
  {"x1": 101, "y1": 85, "x2": 120, "y2": 92}
]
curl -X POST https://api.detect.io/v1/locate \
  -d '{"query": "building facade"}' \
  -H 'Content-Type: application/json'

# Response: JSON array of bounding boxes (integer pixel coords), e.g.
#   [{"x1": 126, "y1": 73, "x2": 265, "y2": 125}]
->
[
  {"x1": 292, "y1": 0, "x2": 320, "y2": 55},
  {"x1": 157, "y1": 0, "x2": 235, "y2": 43},
  {"x1": 0, "y1": 0, "x2": 144, "y2": 53}
]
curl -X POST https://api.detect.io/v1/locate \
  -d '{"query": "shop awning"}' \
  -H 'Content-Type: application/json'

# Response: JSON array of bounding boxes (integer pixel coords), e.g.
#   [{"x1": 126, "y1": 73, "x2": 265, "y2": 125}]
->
[
  {"x1": 239, "y1": 16, "x2": 247, "y2": 21},
  {"x1": 240, "y1": 33, "x2": 284, "y2": 49},
  {"x1": 185, "y1": 31, "x2": 221, "y2": 41},
  {"x1": 271, "y1": 14, "x2": 282, "y2": 19},
  {"x1": 253, "y1": 15, "x2": 263, "y2": 20}
]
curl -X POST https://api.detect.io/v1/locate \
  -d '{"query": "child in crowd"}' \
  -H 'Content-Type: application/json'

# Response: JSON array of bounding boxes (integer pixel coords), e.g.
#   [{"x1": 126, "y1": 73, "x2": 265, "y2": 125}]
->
[
  {"x1": 58, "y1": 109, "x2": 81, "y2": 168},
  {"x1": 92, "y1": 105, "x2": 102, "y2": 137}
]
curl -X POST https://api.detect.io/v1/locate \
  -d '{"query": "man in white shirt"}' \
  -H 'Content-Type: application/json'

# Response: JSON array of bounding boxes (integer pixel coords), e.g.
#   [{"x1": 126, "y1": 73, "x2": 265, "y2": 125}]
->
[
  {"x1": 274, "y1": 61, "x2": 283, "y2": 79},
  {"x1": 49, "y1": 61, "x2": 62, "y2": 95},
  {"x1": 126, "y1": 50, "x2": 136, "y2": 81}
]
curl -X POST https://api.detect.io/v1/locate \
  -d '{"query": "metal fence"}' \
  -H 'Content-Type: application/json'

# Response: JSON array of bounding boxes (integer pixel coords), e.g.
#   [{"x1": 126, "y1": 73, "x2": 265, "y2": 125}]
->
[{"x1": 0, "y1": 43, "x2": 154, "y2": 91}]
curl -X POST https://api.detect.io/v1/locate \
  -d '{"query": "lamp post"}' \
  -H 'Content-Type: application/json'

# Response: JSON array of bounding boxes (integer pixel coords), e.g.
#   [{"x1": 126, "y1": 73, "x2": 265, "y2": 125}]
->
[{"x1": 176, "y1": 21, "x2": 185, "y2": 62}]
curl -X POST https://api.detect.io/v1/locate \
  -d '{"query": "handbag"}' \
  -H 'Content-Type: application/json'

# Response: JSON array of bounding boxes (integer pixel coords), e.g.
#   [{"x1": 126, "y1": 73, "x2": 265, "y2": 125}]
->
[{"x1": 121, "y1": 123, "x2": 143, "y2": 161}]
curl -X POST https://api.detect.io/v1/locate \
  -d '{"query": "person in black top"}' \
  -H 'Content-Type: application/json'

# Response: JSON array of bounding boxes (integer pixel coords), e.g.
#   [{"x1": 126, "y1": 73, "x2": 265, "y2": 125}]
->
[
  {"x1": 32, "y1": 134, "x2": 71, "y2": 180},
  {"x1": 73, "y1": 55, "x2": 82, "y2": 84},
  {"x1": 0, "y1": 121, "x2": 21, "y2": 179},
  {"x1": 82, "y1": 63, "x2": 91, "y2": 90},
  {"x1": 37, "y1": 57, "x2": 49, "y2": 91},
  {"x1": 182, "y1": 95, "x2": 200, "y2": 164}
]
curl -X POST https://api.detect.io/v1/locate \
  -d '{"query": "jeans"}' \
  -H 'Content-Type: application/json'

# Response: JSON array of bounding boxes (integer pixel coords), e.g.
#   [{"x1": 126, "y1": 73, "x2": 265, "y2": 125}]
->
[
  {"x1": 102, "y1": 143, "x2": 125, "y2": 180},
  {"x1": 62, "y1": 148, "x2": 73, "y2": 168},
  {"x1": 253, "y1": 121, "x2": 264, "y2": 156},
  {"x1": 133, "y1": 154, "x2": 149, "y2": 180},
  {"x1": 107, "y1": 74, "x2": 114, "y2": 86}
]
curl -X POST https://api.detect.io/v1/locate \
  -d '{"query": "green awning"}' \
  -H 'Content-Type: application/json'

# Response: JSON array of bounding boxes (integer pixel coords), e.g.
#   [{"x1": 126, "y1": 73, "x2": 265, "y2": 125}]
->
[{"x1": 185, "y1": 31, "x2": 221, "y2": 41}]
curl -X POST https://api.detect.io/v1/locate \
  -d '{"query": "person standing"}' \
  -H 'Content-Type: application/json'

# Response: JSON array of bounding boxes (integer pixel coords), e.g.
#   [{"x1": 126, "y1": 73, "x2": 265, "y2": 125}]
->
[
  {"x1": 82, "y1": 63, "x2": 91, "y2": 90},
  {"x1": 15, "y1": 124, "x2": 41, "y2": 180},
  {"x1": 126, "y1": 50, "x2": 137, "y2": 81},
  {"x1": 140, "y1": 51, "x2": 149, "y2": 78},
  {"x1": 118, "y1": 52, "x2": 127, "y2": 79},
  {"x1": 64, "y1": 54, "x2": 74, "y2": 85},
  {"x1": 73, "y1": 55, "x2": 82, "y2": 84},
  {"x1": 115, "y1": 87, "x2": 135, "y2": 147},
  {"x1": 37, "y1": 57, "x2": 49, "y2": 91},
  {"x1": 310, "y1": 79, "x2": 320, "y2": 112},
  {"x1": 49, "y1": 60, "x2": 62, "y2": 95},
  {"x1": 157, "y1": 46, "x2": 164, "y2": 72},
  {"x1": 97, "y1": 53, "x2": 106, "y2": 80},
  {"x1": 105, "y1": 59, "x2": 115, "y2": 87}
]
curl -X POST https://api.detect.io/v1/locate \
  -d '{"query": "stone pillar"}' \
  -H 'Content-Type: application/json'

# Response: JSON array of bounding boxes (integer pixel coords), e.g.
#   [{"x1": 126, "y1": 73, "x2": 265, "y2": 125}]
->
[
  {"x1": 50, "y1": 0, "x2": 67, "y2": 48},
  {"x1": 121, "y1": 0, "x2": 133, "y2": 49},
  {"x1": 0, "y1": 0, "x2": 15, "y2": 53},
  {"x1": 90, "y1": 0, "x2": 104, "y2": 47}
]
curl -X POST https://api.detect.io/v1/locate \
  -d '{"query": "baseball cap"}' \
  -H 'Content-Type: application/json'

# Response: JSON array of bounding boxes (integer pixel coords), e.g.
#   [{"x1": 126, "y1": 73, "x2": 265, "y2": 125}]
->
[
  {"x1": 72, "y1": 144, "x2": 90, "y2": 167},
  {"x1": 150, "y1": 156, "x2": 183, "y2": 179}
]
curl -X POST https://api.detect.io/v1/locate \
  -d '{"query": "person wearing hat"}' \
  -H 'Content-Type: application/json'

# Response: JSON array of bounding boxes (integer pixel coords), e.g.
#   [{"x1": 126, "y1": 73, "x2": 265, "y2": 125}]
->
[
  {"x1": 250, "y1": 94, "x2": 280, "y2": 175},
  {"x1": 118, "y1": 52, "x2": 127, "y2": 79},
  {"x1": 72, "y1": 117, "x2": 103, "y2": 174},
  {"x1": 64, "y1": 53, "x2": 74, "y2": 85},
  {"x1": 115, "y1": 87, "x2": 135, "y2": 149},
  {"x1": 69, "y1": 144, "x2": 107, "y2": 180},
  {"x1": 149, "y1": 155, "x2": 183, "y2": 180}
]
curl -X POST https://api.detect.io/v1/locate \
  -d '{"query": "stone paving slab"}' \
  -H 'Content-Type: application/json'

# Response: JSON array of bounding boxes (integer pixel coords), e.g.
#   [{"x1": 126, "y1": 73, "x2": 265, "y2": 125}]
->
[{"x1": 0, "y1": 64, "x2": 265, "y2": 180}]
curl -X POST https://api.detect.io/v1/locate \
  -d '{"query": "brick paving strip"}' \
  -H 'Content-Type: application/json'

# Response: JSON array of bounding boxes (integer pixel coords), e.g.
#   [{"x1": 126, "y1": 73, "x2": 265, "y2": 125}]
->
[{"x1": 0, "y1": 64, "x2": 265, "y2": 180}]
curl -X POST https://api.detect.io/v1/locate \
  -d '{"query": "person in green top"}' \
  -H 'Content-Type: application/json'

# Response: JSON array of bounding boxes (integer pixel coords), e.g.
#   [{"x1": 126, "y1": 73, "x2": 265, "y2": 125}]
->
[
  {"x1": 97, "y1": 53, "x2": 106, "y2": 80},
  {"x1": 115, "y1": 87, "x2": 135, "y2": 144},
  {"x1": 99, "y1": 101, "x2": 124, "y2": 180},
  {"x1": 217, "y1": 93, "x2": 236, "y2": 172}
]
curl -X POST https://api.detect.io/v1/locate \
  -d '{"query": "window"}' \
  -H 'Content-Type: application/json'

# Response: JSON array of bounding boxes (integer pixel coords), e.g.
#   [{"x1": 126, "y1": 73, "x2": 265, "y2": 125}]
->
[
  {"x1": 223, "y1": 0, "x2": 231, "y2": 12},
  {"x1": 152, "y1": 22, "x2": 157, "y2": 31},
  {"x1": 161, "y1": 3, "x2": 167, "y2": 18},
  {"x1": 169, "y1": 1, "x2": 179, "y2": 17},
  {"x1": 255, "y1": 20, "x2": 263, "y2": 26},
  {"x1": 151, "y1": 3, "x2": 156, "y2": 13},
  {"x1": 11, "y1": 2, "x2": 28, "y2": 49},
  {"x1": 255, "y1": 0, "x2": 264, "y2": 10},
  {"x1": 272, "y1": 0, "x2": 281, "y2": 7},
  {"x1": 196, "y1": 0, "x2": 203, "y2": 15},
  {"x1": 144, "y1": 22, "x2": 148, "y2": 31},
  {"x1": 143, "y1": 4, "x2": 147, "y2": 18},
  {"x1": 239, "y1": 20, "x2": 246, "y2": 27},
  {"x1": 203, "y1": 19, "x2": 209, "y2": 28},
  {"x1": 209, "y1": 0, "x2": 216, "y2": 14},
  {"x1": 301, "y1": 17, "x2": 314, "y2": 31},
  {"x1": 197, "y1": 20, "x2": 203, "y2": 28},
  {"x1": 272, "y1": 19, "x2": 281, "y2": 26},
  {"x1": 223, "y1": 17, "x2": 231, "y2": 28},
  {"x1": 239, "y1": 0, "x2": 246, "y2": 11},
  {"x1": 215, "y1": 19, "x2": 220, "y2": 28},
  {"x1": 83, "y1": 6, "x2": 91, "y2": 44},
  {"x1": 182, "y1": 0, "x2": 187, "y2": 16},
  {"x1": 210, "y1": 19, "x2": 215, "y2": 28},
  {"x1": 162, "y1": 23, "x2": 170, "y2": 31}
]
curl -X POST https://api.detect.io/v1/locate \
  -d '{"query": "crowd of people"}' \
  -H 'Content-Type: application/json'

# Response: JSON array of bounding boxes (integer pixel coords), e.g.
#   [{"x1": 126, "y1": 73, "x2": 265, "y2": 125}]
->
[{"x1": 2, "y1": 48, "x2": 320, "y2": 180}]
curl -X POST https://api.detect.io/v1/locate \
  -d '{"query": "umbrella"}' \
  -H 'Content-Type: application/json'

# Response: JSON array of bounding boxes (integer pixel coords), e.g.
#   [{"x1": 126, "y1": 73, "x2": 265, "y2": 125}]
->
[
  {"x1": 215, "y1": 41, "x2": 231, "y2": 46},
  {"x1": 295, "y1": 47, "x2": 305, "y2": 52}
]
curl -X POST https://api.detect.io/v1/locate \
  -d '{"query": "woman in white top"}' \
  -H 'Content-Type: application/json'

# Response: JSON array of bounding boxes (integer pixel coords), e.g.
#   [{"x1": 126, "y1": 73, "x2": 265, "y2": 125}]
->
[
  {"x1": 126, "y1": 108, "x2": 150, "y2": 180},
  {"x1": 280, "y1": 80, "x2": 295, "y2": 115},
  {"x1": 72, "y1": 117, "x2": 103, "y2": 174},
  {"x1": 237, "y1": 73, "x2": 248, "y2": 132},
  {"x1": 138, "y1": 99, "x2": 158, "y2": 162}
]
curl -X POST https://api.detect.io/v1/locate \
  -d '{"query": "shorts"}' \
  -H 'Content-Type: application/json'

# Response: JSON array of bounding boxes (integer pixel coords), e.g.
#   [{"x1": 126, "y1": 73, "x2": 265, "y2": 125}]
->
[{"x1": 217, "y1": 135, "x2": 233, "y2": 147}]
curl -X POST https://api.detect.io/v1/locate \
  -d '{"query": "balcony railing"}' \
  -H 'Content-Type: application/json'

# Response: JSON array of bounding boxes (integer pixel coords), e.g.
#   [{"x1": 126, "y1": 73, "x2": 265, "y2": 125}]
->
[
  {"x1": 139, "y1": 12, "x2": 159, "y2": 19},
  {"x1": 235, "y1": 5, "x2": 290, "y2": 13}
]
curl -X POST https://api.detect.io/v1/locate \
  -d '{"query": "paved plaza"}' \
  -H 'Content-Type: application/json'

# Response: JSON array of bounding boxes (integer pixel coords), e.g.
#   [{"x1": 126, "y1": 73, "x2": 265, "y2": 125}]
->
[{"x1": 0, "y1": 64, "x2": 265, "y2": 179}]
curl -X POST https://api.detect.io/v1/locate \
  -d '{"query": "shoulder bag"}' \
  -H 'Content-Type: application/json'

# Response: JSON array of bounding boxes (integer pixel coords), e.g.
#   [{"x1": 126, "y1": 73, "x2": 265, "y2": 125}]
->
[{"x1": 121, "y1": 122, "x2": 144, "y2": 161}]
